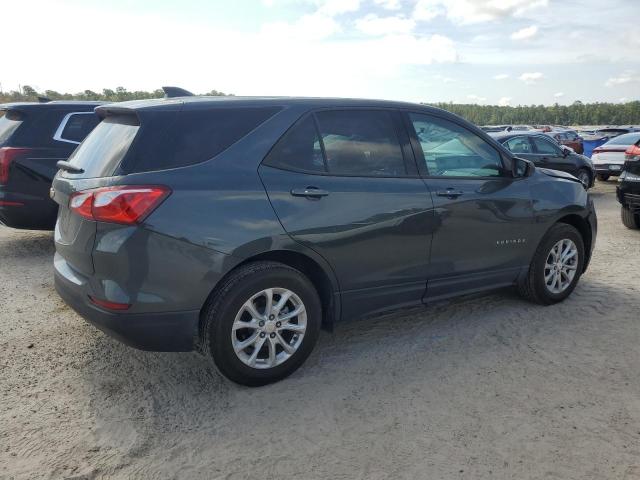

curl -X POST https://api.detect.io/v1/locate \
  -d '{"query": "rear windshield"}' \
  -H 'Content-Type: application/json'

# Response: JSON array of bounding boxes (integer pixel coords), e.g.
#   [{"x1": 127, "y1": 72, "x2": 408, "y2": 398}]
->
[
  {"x1": 604, "y1": 132, "x2": 640, "y2": 146},
  {"x1": 63, "y1": 115, "x2": 139, "y2": 178},
  {"x1": 0, "y1": 110, "x2": 24, "y2": 144}
]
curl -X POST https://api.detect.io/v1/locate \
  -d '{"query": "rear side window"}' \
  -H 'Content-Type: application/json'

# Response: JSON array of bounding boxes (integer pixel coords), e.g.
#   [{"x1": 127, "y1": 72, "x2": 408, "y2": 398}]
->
[
  {"x1": 263, "y1": 116, "x2": 326, "y2": 173},
  {"x1": 315, "y1": 110, "x2": 406, "y2": 177},
  {"x1": 64, "y1": 115, "x2": 139, "y2": 178},
  {"x1": 0, "y1": 110, "x2": 24, "y2": 144},
  {"x1": 123, "y1": 107, "x2": 282, "y2": 173},
  {"x1": 56, "y1": 112, "x2": 101, "y2": 143}
]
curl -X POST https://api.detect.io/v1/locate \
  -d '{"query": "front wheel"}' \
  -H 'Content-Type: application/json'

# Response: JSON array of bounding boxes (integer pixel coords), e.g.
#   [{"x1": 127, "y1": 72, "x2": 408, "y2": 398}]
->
[
  {"x1": 576, "y1": 169, "x2": 591, "y2": 188},
  {"x1": 518, "y1": 224, "x2": 585, "y2": 305},
  {"x1": 621, "y1": 206, "x2": 640, "y2": 230},
  {"x1": 202, "y1": 261, "x2": 321, "y2": 386}
]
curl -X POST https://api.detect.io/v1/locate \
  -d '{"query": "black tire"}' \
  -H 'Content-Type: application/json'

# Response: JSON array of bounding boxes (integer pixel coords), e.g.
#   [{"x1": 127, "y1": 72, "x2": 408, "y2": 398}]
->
[
  {"x1": 201, "y1": 261, "x2": 321, "y2": 386},
  {"x1": 518, "y1": 223, "x2": 585, "y2": 305},
  {"x1": 621, "y1": 206, "x2": 640, "y2": 230},
  {"x1": 597, "y1": 173, "x2": 610, "y2": 181}
]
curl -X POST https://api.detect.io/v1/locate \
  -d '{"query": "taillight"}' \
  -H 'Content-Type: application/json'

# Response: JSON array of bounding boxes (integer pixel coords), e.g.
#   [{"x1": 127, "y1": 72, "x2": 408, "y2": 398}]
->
[
  {"x1": 625, "y1": 144, "x2": 640, "y2": 162},
  {"x1": 69, "y1": 186, "x2": 171, "y2": 224},
  {"x1": 89, "y1": 296, "x2": 131, "y2": 311},
  {"x1": 0, "y1": 147, "x2": 31, "y2": 185}
]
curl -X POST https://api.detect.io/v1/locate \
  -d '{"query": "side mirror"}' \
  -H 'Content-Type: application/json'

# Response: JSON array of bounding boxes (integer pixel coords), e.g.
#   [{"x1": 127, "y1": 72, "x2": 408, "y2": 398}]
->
[{"x1": 513, "y1": 157, "x2": 535, "y2": 178}]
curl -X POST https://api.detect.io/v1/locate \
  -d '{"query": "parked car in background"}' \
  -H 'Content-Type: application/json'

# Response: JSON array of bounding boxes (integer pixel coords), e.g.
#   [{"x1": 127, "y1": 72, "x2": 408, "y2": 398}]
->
[
  {"x1": 591, "y1": 132, "x2": 640, "y2": 181},
  {"x1": 617, "y1": 142, "x2": 640, "y2": 229},
  {"x1": 595, "y1": 127, "x2": 638, "y2": 139},
  {"x1": 0, "y1": 101, "x2": 102, "y2": 229},
  {"x1": 547, "y1": 130, "x2": 584, "y2": 154},
  {"x1": 490, "y1": 131, "x2": 595, "y2": 188},
  {"x1": 52, "y1": 96, "x2": 596, "y2": 386}
]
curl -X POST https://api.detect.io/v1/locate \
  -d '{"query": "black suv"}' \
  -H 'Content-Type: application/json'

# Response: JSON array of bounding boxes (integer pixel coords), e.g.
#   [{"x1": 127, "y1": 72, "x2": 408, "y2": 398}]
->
[
  {"x1": 52, "y1": 97, "x2": 597, "y2": 386},
  {"x1": 490, "y1": 131, "x2": 595, "y2": 188},
  {"x1": 0, "y1": 101, "x2": 101, "y2": 229},
  {"x1": 617, "y1": 140, "x2": 640, "y2": 229}
]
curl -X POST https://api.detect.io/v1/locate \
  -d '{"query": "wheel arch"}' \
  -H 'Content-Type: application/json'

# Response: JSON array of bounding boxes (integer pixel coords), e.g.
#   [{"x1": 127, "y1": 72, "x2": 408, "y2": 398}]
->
[
  {"x1": 555, "y1": 213, "x2": 593, "y2": 271},
  {"x1": 198, "y1": 249, "x2": 340, "y2": 349}
]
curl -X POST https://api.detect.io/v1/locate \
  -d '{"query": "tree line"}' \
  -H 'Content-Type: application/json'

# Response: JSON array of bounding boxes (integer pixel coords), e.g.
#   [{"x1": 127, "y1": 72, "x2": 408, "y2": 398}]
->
[
  {"x1": 427, "y1": 101, "x2": 640, "y2": 126},
  {"x1": 0, "y1": 85, "x2": 229, "y2": 104},
  {"x1": 1, "y1": 86, "x2": 638, "y2": 125}
]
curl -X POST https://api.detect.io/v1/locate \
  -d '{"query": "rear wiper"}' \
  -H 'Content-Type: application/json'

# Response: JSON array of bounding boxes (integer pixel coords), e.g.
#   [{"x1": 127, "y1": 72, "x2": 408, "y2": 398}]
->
[{"x1": 56, "y1": 161, "x2": 84, "y2": 174}]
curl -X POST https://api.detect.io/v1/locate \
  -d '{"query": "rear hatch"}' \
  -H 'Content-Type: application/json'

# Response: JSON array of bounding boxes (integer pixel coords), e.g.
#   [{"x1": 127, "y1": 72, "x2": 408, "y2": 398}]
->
[{"x1": 52, "y1": 114, "x2": 140, "y2": 276}]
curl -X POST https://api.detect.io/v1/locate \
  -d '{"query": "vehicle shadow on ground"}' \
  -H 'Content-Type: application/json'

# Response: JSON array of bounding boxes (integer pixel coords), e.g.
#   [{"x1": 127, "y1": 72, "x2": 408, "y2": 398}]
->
[
  {"x1": 73, "y1": 274, "x2": 627, "y2": 442},
  {"x1": 0, "y1": 228, "x2": 54, "y2": 259}
]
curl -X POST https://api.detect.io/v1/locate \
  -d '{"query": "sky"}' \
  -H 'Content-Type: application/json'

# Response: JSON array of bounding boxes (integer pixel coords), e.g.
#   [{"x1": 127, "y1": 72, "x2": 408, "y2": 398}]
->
[{"x1": 2, "y1": 0, "x2": 639, "y2": 105}]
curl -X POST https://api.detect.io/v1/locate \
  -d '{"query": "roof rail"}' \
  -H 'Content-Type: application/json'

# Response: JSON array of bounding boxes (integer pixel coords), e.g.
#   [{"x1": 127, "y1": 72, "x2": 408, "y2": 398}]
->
[{"x1": 162, "y1": 86, "x2": 194, "y2": 98}]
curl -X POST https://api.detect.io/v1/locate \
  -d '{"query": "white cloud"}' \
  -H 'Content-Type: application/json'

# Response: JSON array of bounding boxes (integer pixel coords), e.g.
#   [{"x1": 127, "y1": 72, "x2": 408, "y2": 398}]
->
[
  {"x1": 493, "y1": 73, "x2": 509, "y2": 80},
  {"x1": 498, "y1": 97, "x2": 512, "y2": 106},
  {"x1": 519, "y1": 72, "x2": 544, "y2": 84},
  {"x1": 554, "y1": 92, "x2": 564, "y2": 98},
  {"x1": 511, "y1": 25, "x2": 538, "y2": 41},
  {"x1": 317, "y1": 0, "x2": 361, "y2": 16},
  {"x1": 355, "y1": 14, "x2": 415, "y2": 36},
  {"x1": 262, "y1": 13, "x2": 341, "y2": 40},
  {"x1": 467, "y1": 94, "x2": 486, "y2": 103},
  {"x1": 605, "y1": 72, "x2": 638, "y2": 87},
  {"x1": 374, "y1": 0, "x2": 401, "y2": 10},
  {"x1": 433, "y1": 74, "x2": 457, "y2": 84},
  {"x1": 413, "y1": 0, "x2": 548, "y2": 25}
]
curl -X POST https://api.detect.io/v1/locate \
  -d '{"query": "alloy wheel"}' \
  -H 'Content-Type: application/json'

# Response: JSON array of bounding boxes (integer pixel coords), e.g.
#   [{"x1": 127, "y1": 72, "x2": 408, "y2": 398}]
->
[
  {"x1": 231, "y1": 288, "x2": 307, "y2": 369},
  {"x1": 544, "y1": 239, "x2": 579, "y2": 294}
]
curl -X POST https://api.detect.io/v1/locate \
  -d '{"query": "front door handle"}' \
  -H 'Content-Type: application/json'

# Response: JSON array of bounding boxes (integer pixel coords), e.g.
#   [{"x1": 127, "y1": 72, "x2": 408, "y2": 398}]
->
[
  {"x1": 290, "y1": 187, "x2": 330, "y2": 198},
  {"x1": 436, "y1": 189, "x2": 464, "y2": 198}
]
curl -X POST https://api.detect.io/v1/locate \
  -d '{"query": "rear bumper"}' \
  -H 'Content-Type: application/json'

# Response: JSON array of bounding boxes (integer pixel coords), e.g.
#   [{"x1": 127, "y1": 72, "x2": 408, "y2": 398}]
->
[
  {"x1": 0, "y1": 190, "x2": 57, "y2": 230},
  {"x1": 594, "y1": 164, "x2": 623, "y2": 176},
  {"x1": 54, "y1": 254, "x2": 199, "y2": 351}
]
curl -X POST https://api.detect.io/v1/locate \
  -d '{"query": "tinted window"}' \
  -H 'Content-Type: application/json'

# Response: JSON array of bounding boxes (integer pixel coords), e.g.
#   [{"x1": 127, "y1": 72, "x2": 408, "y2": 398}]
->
[
  {"x1": 124, "y1": 107, "x2": 281, "y2": 174},
  {"x1": 64, "y1": 115, "x2": 139, "y2": 178},
  {"x1": 409, "y1": 113, "x2": 504, "y2": 177},
  {"x1": 0, "y1": 110, "x2": 24, "y2": 144},
  {"x1": 314, "y1": 110, "x2": 406, "y2": 177},
  {"x1": 504, "y1": 136, "x2": 532, "y2": 154},
  {"x1": 59, "y1": 113, "x2": 101, "y2": 143},
  {"x1": 263, "y1": 116, "x2": 326, "y2": 173},
  {"x1": 532, "y1": 136, "x2": 561, "y2": 155}
]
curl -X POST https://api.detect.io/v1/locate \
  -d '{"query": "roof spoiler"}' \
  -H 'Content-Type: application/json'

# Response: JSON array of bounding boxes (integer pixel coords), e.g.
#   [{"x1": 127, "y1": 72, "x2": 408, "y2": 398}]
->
[
  {"x1": 37, "y1": 96, "x2": 51, "y2": 103},
  {"x1": 162, "y1": 86, "x2": 194, "y2": 98}
]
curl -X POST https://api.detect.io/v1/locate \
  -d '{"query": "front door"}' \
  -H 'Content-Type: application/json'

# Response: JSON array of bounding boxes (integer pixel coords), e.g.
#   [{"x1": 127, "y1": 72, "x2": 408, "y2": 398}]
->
[
  {"x1": 529, "y1": 134, "x2": 574, "y2": 174},
  {"x1": 404, "y1": 112, "x2": 535, "y2": 301},
  {"x1": 259, "y1": 109, "x2": 436, "y2": 320}
]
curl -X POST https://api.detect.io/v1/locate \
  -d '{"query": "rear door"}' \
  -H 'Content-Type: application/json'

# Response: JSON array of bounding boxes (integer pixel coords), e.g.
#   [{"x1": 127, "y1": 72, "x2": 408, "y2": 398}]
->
[
  {"x1": 404, "y1": 111, "x2": 534, "y2": 301},
  {"x1": 259, "y1": 109, "x2": 436, "y2": 319}
]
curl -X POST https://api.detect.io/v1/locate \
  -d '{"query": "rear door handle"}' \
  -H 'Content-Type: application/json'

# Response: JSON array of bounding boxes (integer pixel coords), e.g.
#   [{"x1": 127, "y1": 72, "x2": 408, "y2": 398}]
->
[
  {"x1": 436, "y1": 189, "x2": 464, "y2": 198},
  {"x1": 290, "y1": 187, "x2": 330, "y2": 198}
]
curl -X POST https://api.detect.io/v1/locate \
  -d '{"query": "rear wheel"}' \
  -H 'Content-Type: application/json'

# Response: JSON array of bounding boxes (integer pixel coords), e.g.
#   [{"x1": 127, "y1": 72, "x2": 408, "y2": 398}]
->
[
  {"x1": 518, "y1": 224, "x2": 584, "y2": 305},
  {"x1": 621, "y1": 206, "x2": 640, "y2": 230},
  {"x1": 202, "y1": 261, "x2": 321, "y2": 386},
  {"x1": 597, "y1": 173, "x2": 610, "y2": 181}
]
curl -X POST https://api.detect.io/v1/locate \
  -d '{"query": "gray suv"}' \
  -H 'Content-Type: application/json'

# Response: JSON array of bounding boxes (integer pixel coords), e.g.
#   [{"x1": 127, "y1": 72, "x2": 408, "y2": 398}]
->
[{"x1": 52, "y1": 97, "x2": 597, "y2": 386}]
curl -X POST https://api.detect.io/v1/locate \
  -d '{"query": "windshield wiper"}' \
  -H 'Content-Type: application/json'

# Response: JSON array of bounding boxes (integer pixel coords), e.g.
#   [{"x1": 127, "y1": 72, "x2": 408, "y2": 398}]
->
[{"x1": 56, "y1": 161, "x2": 84, "y2": 174}]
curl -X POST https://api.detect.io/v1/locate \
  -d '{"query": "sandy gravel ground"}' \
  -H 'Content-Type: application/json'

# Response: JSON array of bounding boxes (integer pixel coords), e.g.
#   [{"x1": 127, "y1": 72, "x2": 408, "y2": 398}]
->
[{"x1": 1, "y1": 181, "x2": 639, "y2": 480}]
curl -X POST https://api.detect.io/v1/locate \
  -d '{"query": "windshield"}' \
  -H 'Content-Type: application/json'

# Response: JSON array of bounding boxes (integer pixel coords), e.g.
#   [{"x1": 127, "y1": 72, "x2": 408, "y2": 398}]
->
[
  {"x1": 64, "y1": 115, "x2": 139, "y2": 178},
  {"x1": 0, "y1": 110, "x2": 24, "y2": 144}
]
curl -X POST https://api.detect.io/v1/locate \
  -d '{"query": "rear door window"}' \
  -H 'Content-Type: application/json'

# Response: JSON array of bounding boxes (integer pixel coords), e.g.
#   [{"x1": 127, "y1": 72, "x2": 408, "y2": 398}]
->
[
  {"x1": 263, "y1": 116, "x2": 326, "y2": 173},
  {"x1": 63, "y1": 115, "x2": 140, "y2": 178},
  {"x1": 0, "y1": 110, "x2": 24, "y2": 144},
  {"x1": 315, "y1": 110, "x2": 407, "y2": 177},
  {"x1": 56, "y1": 112, "x2": 101, "y2": 144}
]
